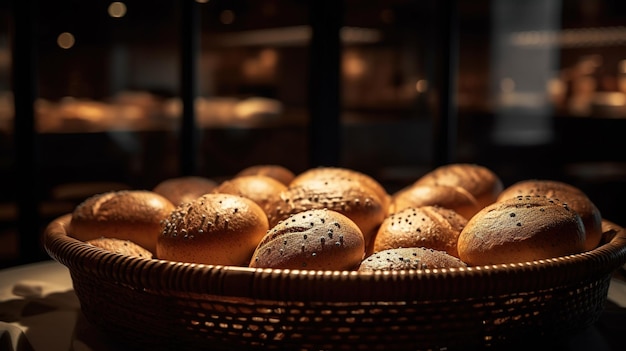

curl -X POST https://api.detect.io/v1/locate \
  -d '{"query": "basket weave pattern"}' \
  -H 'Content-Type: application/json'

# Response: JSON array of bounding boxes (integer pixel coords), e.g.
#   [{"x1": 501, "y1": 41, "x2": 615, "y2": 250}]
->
[{"x1": 44, "y1": 214, "x2": 626, "y2": 350}]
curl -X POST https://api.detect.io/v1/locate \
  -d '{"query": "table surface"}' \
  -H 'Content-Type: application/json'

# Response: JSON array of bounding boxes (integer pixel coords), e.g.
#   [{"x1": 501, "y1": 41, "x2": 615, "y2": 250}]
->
[{"x1": 1, "y1": 259, "x2": 626, "y2": 351}]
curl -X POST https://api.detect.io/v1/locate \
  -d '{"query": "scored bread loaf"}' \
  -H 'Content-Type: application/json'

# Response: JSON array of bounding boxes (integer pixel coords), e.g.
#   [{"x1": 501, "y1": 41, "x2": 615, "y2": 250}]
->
[
  {"x1": 68, "y1": 190, "x2": 175, "y2": 255},
  {"x1": 496, "y1": 179, "x2": 602, "y2": 251},
  {"x1": 156, "y1": 193, "x2": 269, "y2": 266},
  {"x1": 457, "y1": 195, "x2": 586, "y2": 265},
  {"x1": 249, "y1": 209, "x2": 365, "y2": 270}
]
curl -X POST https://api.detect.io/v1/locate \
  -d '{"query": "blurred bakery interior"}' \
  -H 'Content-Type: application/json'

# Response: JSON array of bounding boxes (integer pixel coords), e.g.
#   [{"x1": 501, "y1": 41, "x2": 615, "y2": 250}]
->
[{"x1": 1, "y1": 0, "x2": 626, "y2": 267}]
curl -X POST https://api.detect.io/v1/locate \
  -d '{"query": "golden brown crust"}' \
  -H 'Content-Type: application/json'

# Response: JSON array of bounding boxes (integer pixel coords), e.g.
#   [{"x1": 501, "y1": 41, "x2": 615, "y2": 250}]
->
[
  {"x1": 496, "y1": 179, "x2": 603, "y2": 251},
  {"x1": 152, "y1": 176, "x2": 218, "y2": 206},
  {"x1": 372, "y1": 206, "x2": 467, "y2": 258},
  {"x1": 249, "y1": 209, "x2": 365, "y2": 270},
  {"x1": 414, "y1": 163, "x2": 503, "y2": 209},
  {"x1": 86, "y1": 237, "x2": 153, "y2": 259},
  {"x1": 68, "y1": 190, "x2": 175, "y2": 255},
  {"x1": 358, "y1": 247, "x2": 467, "y2": 272},
  {"x1": 290, "y1": 167, "x2": 391, "y2": 212},
  {"x1": 156, "y1": 193, "x2": 269, "y2": 266},
  {"x1": 235, "y1": 164, "x2": 296, "y2": 186},
  {"x1": 457, "y1": 195, "x2": 586, "y2": 265},
  {"x1": 212, "y1": 175, "x2": 287, "y2": 215},
  {"x1": 389, "y1": 184, "x2": 481, "y2": 220},
  {"x1": 264, "y1": 177, "x2": 386, "y2": 250}
]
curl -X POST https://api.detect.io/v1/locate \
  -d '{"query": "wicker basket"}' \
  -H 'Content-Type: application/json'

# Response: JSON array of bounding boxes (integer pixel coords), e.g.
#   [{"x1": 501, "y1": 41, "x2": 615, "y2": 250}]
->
[{"x1": 43, "y1": 213, "x2": 626, "y2": 351}]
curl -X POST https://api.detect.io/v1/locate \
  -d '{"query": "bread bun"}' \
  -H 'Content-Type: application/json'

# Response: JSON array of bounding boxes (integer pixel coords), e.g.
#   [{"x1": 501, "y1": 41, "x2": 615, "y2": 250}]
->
[
  {"x1": 153, "y1": 176, "x2": 218, "y2": 206},
  {"x1": 389, "y1": 184, "x2": 481, "y2": 220},
  {"x1": 249, "y1": 209, "x2": 365, "y2": 270},
  {"x1": 358, "y1": 247, "x2": 467, "y2": 272},
  {"x1": 414, "y1": 163, "x2": 503, "y2": 209},
  {"x1": 212, "y1": 175, "x2": 287, "y2": 215},
  {"x1": 87, "y1": 237, "x2": 153, "y2": 259},
  {"x1": 235, "y1": 164, "x2": 296, "y2": 185},
  {"x1": 372, "y1": 206, "x2": 467, "y2": 258},
  {"x1": 265, "y1": 177, "x2": 386, "y2": 252},
  {"x1": 68, "y1": 190, "x2": 175, "y2": 255},
  {"x1": 457, "y1": 195, "x2": 586, "y2": 265},
  {"x1": 496, "y1": 179, "x2": 602, "y2": 251},
  {"x1": 156, "y1": 193, "x2": 269, "y2": 266},
  {"x1": 290, "y1": 167, "x2": 390, "y2": 212}
]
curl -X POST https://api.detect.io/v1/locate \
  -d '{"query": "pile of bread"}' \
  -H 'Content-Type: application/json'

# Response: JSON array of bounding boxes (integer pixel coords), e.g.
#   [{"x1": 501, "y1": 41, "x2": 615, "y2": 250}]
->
[{"x1": 67, "y1": 163, "x2": 621, "y2": 272}]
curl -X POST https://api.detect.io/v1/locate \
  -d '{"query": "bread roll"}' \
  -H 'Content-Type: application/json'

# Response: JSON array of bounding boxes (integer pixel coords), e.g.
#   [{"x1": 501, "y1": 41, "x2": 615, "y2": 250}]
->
[
  {"x1": 496, "y1": 179, "x2": 602, "y2": 251},
  {"x1": 249, "y1": 209, "x2": 365, "y2": 270},
  {"x1": 290, "y1": 166, "x2": 390, "y2": 212},
  {"x1": 212, "y1": 175, "x2": 287, "y2": 215},
  {"x1": 156, "y1": 193, "x2": 269, "y2": 266},
  {"x1": 457, "y1": 195, "x2": 586, "y2": 265},
  {"x1": 87, "y1": 237, "x2": 153, "y2": 259},
  {"x1": 358, "y1": 247, "x2": 467, "y2": 272},
  {"x1": 152, "y1": 176, "x2": 218, "y2": 206},
  {"x1": 389, "y1": 184, "x2": 481, "y2": 220},
  {"x1": 414, "y1": 163, "x2": 503, "y2": 208},
  {"x1": 235, "y1": 164, "x2": 296, "y2": 185},
  {"x1": 68, "y1": 190, "x2": 175, "y2": 255},
  {"x1": 265, "y1": 177, "x2": 386, "y2": 252},
  {"x1": 601, "y1": 219, "x2": 624, "y2": 244},
  {"x1": 372, "y1": 206, "x2": 467, "y2": 258}
]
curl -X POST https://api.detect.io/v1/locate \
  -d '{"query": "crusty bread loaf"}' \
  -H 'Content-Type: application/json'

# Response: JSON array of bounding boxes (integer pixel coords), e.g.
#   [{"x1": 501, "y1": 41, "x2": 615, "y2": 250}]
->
[
  {"x1": 372, "y1": 206, "x2": 467, "y2": 258},
  {"x1": 358, "y1": 247, "x2": 467, "y2": 272},
  {"x1": 152, "y1": 176, "x2": 218, "y2": 206},
  {"x1": 156, "y1": 193, "x2": 269, "y2": 266},
  {"x1": 249, "y1": 209, "x2": 365, "y2": 270},
  {"x1": 235, "y1": 164, "x2": 296, "y2": 186},
  {"x1": 68, "y1": 190, "x2": 175, "y2": 255},
  {"x1": 212, "y1": 175, "x2": 287, "y2": 216},
  {"x1": 86, "y1": 237, "x2": 153, "y2": 259},
  {"x1": 457, "y1": 195, "x2": 586, "y2": 265},
  {"x1": 264, "y1": 176, "x2": 386, "y2": 253},
  {"x1": 414, "y1": 163, "x2": 503, "y2": 209},
  {"x1": 496, "y1": 179, "x2": 602, "y2": 251},
  {"x1": 389, "y1": 184, "x2": 481, "y2": 220}
]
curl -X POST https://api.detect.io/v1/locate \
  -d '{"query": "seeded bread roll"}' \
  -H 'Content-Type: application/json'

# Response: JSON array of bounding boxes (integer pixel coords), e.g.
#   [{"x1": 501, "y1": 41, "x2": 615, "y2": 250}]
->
[
  {"x1": 212, "y1": 175, "x2": 287, "y2": 216},
  {"x1": 264, "y1": 177, "x2": 386, "y2": 252},
  {"x1": 153, "y1": 176, "x2": 218, "y2": 206},
  {"x1": 496, "y1": 179, "x2": 602, "y2": 251},
  {"x1": 389, "y1": 184, "x2": 481, "y2": 220},
  {"x1": 358, "y1": 247, "x2": 467, "y2": 272},
  {"x1": 290, "y1": 167, "x2": 391, "y2": 212},
  {"x1": 372, "y1": 206, "x2": 467, "y2": 258},
  {"x1": 249, "y1": 209, "x2": 365, "y2": 270},
  {"x1": 87, "y1": 237, "x2": 153, "y2": 259},
  {"x1": 457, "y1": 195, "x2": 586, "y2": 266},
  {"x1": 156, "y1": 193, "x2": 269, "y2": 266},
  {"x1": 235, "y1": 164, "x2": 296, "y2": 186},
  {"x1": 414, "y1": 163, "x2": 503, "y2": 209},
  {"x1": 68, "y1": 190, "x2": 175, "y2": 255},
  {"x1": 601, "y1": 219, "x2": 624, "y2": 244}
]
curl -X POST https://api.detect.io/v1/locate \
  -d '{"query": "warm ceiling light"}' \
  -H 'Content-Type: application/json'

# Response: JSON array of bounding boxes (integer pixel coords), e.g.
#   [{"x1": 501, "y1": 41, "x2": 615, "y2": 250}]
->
[
  {"x1": 108, "y1": 2, "x2": 127, "y2": 18},
  {"x1": 57, "y1": 32, "x2": 75, "y2": 49}
]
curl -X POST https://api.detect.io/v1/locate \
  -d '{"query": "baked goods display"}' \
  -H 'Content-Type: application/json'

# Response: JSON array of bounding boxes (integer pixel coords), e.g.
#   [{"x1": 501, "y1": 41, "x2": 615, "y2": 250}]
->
[
  {"x1": 63, "y1": 163, "x2": 618, "y2": 270},
  {"x1": 67, "y1": 190, "x2": 175, "y2": 255}
]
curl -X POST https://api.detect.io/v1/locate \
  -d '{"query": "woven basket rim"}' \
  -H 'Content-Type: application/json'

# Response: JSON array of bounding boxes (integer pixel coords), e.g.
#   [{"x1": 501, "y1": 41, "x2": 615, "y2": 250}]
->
[{"x1": 43, "y1": 213, "x2": 626, "y2": 302}]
